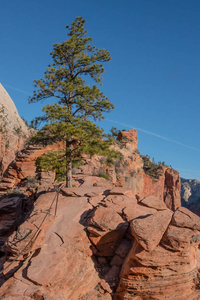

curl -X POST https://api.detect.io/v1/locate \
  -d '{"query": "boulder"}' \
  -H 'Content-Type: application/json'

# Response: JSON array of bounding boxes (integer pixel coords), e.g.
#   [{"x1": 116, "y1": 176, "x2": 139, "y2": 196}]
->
[
  {"x1": 172, "y1": 207, "x2": 200, "y2": 230},
  {"x1": 139, "y1": 194, "x2": 168, "y2": 210},
  {"x1": 130, "y1": 209, "x2": 173, "y2": 251},
  {"x1": 88, "y1": 206, "x2": 128, "y2": 256},
  {"x1": 123, "y1": 204, "x2": 156, "y2": 222},
  {"x1": 161, "y1": 225, "x2": 200, "y2": 251}
]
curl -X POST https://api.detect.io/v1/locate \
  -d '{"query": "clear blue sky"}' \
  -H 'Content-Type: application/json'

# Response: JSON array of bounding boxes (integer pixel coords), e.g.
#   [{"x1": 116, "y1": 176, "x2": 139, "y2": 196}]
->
[{"x1": 1, "y1": 0, "x2": 200, "y2": 180}]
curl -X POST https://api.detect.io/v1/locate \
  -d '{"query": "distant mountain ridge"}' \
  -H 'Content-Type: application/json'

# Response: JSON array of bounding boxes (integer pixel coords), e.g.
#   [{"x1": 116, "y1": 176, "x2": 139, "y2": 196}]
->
[{"x1": 181, "y1": 178, "x2": 200, "y2": 216}]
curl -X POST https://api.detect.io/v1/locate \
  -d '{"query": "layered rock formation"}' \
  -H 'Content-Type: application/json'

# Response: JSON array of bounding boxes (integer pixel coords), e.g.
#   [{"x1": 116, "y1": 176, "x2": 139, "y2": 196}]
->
[
  {"x1": 181, "y1": 178, "x2": 200, "y2": 216},
  {"x1": 0, "y1": 84, "x2": 29, "y2": 176},
  {"x1": 0, "y1": 143, "x2": 63, "y2": 192},
  {"x1": 77, "y1": 129, "x2": 181, "y2": 211},
  {"x1": 0, "y1": 181, "x2": 199, "y2": 299},
  {"x1": 0, "y1": 129, "x2": 181, "y2": 213}
]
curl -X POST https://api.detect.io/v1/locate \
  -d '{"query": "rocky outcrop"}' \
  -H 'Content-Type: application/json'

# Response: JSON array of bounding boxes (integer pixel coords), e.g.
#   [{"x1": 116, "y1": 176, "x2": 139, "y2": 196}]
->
[
  {"x1": 0, "y1": 143, "x2": 64, "y2": 192},
  {"x1": 0, "y1": 129, "x2": 181, "y2": 215},
  {"x1": 0, "y1": 194, "x2": 33, "y2": 250},
  {"x1": 0, "y1": 181, "x2": 114, "y2": 299},
  {"x1": 0, "y1": 183, "x2": 199, "y2": 299},
  {"x1": 164, "y1": 168, "x2": 181, "y2": 211},
  {"x1": 181, "y1": 178, "x2": 200, "y2": 216},
  {"x1": 0, "y1": 84, "x2": 29, "y2": 176},
  {"x1": 77, "y1": 129, "x2": 181, "y2": 211}
]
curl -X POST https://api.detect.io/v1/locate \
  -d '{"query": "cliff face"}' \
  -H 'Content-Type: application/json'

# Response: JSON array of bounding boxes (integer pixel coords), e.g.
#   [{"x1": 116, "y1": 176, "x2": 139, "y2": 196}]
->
[
  {"x1": 181, "y1": 178, "x2": 200, "y2": 216},
  {"x1": 76, "y1": 129, "x2": 181, "y2": 211},
  {"x1": 0, "y1": 84, "x2": 29, "y2": 176}
]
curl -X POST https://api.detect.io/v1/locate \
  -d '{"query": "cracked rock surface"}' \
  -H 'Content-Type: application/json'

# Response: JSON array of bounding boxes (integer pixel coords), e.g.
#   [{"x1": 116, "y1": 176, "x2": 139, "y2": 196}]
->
[{"x1": 0, "y1": 181, "x2": 200, "y2": 299}]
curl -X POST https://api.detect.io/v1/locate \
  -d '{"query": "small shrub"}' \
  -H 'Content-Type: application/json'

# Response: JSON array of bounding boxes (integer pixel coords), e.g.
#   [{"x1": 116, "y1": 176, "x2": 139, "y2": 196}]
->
[
  {"x1": 14, "y1": 126, "x2": 22, "y2": 135},
  {"x1": 105, "y1": 157, "x2": 115, "y2": 166},
  {"x1": 5, "y1": 140, "x2": 9, "y2": 149},
  {"x1": 122, "y1": 160, "x2": 129, "y2": 168},
  {"x1": 115, "y1": 168, "x2": 123, "y2": 174},
  {"x1": 95, "y1": 283, "x2": 101, "y2": 291},
  {"x1": 98, "y1": 172, "x2": 110, "y2": 180},
  {"x1": 141, "y1": 155, "x2": 163, "y2": 181},
  {"x1": 25, "y1": 177, "x2": 39, "y2": 189},
  {"x1": 109, "y1": 126, "x2": 120, "y2": 138},
  {"x1": 99, "y1": 158, "x2": 106, "y2": 165},
  {"x1": 130, "y1": 170, "x2": 136, "y2": 177},
  {"x1": 92, "y1": 167, "x2": 99, "y2": 176},
  {"x1": 125, "y1": 177, "x2": 129, "y2": 183},
  {"x1": 73, "y1": 160, "x2": 85, "y2": 167},
  {"x1": 8, "y1": 188, "x2": 23, "y2": 196},
  {"x1": 116, "y1": 140, "x2": 123, "y2": 149}
]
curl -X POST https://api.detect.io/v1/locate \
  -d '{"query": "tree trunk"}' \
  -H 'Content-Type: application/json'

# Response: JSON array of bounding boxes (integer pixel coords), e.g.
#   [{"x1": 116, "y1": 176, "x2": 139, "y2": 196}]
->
[
  {"x1": 66, "y1": 139, "x2": 72, "y2": 188},
  {"x1": 66, "y1": 158, "x2": 72, "y2": 187}
]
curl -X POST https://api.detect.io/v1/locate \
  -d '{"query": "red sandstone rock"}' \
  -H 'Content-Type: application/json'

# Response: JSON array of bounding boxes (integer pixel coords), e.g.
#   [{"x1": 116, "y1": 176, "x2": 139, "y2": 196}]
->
[
  {"x1": 0, "y1": 195, "x2": 31, "y2": 248},
  {"x1": 0, "y1": 128, "x2": 181, "y2": 219},
  {"x1": 88, "y1": 206, "x2": 128, "y2": 256},
  {"x1": 89, "y1": 206, "x2": 124, "y2": 232},
  {"x1": 164, "y1": 167, "x2": 181, "y2": 211},
  {"x1": 0, "y1": 183, "x2": 199, "y2": 299},
  {"x1": 117, "y1": 129, "x2": 138, "y2": 151},
  {"x1": 161, "y1": 225, "x2": 200, "y2": 251},
  {"x1": 104, "y1": 194, "x2": 137, "y2": 215},
  {"x1": 172, "y1": 206, "x2": 200, "y2": 230},
  {"x1": 1, "y1": 193, "x2": 110, "y2": 299},
  {"x1": 0, "y1": 143, "x2": 64, "y2": 192},
  {"x1": 81, "y1": 175, "x2": 114, "y2": 188},
  {"x1": 123, "y1": 204, "x2": 156, "y2": 222},
  {"x1": 140, "y1": 169, "x2": 165, "y2": 200},
  {"x1": 61, "y1": 185, "x2": 105, "y2": 197},
  {"x1": 139, "y1": 194, "x2": 168, "y2": 210},
  {"x1": 104, "y1": 265, "x2": 120, "y2": 288},
  {"x1": 115, "y1": 241, "x2": 199, "y2": 300},
  {"x1": 88, "y1": 194, "x2": 105, "y2": 207},
  {"x1": 109, "y1": 187, "x2": 135, "y2": 197},
  {"x1": 130, "y1": 209, "x2": 173, "y2": 251},
  {"x1": 111, "y1": 239, "x2": 132, "y2": 267},
  {"x1": 0, "y1": 128, "x2": 198, "y2": 299}
]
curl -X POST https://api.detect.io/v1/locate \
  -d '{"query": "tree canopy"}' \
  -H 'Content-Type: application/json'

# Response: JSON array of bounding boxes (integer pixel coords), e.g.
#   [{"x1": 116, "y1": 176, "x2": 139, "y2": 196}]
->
[{"x1": 29, "y1": 17, "x2": 118, "y2": 187}]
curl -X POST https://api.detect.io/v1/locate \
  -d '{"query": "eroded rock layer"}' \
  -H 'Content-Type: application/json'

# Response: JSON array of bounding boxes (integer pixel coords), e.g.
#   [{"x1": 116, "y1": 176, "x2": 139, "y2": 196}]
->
[
  {"x1": 0, "y1": 129, "x2": 181, "y2": 216},
  {"x1": 0, "y1": 181, "x2": 199, "y2": 299}
]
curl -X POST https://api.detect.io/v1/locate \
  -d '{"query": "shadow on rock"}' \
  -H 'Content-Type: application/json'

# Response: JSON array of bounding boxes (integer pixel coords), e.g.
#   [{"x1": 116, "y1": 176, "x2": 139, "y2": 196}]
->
[
  {"x1": 0, "y1": 192, "x2": 34, "y2": 285},
  {"x1": 79, "y1": 204, "x2": 133, "y2": 294}
]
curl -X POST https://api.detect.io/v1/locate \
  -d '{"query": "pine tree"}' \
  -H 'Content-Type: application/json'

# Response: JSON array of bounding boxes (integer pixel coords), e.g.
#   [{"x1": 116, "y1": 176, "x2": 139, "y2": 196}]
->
[{"x1": 29, "y1": 17, "x2": 117, "y2": 187}]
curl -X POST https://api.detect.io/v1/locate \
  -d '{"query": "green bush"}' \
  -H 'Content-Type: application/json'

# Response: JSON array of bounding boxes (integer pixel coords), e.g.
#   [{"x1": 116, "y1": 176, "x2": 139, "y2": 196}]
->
[
  {"x1": 98, "y1": 172, "x2": 110, "y2": 180},
  {"x1": 141, "y1": 155, "x2": 163, "y2": 181}
]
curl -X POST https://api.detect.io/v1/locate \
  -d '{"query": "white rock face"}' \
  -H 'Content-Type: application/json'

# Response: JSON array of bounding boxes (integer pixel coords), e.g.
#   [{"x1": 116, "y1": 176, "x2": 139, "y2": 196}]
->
[
  {"x1": 0, "y1": 83, "x2": 28, "y2": 132},
  {"x1": 181, "y1": 178, "x2": 200, "y2": 216},
  {"x1": 181, "y1": 179, "x2": 200, "y2": 204},
  {"x1": 0, "y1": 83, "x2": 29, "y2": 175}
]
